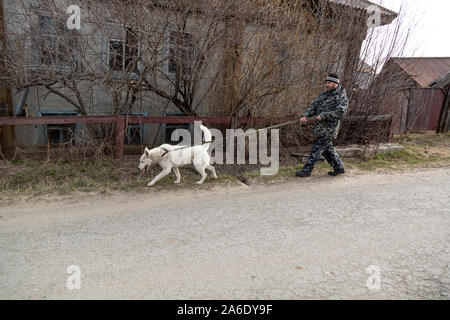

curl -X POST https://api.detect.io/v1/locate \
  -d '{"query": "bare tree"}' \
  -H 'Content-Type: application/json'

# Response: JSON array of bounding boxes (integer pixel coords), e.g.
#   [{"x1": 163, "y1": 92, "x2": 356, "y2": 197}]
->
[
  {"x1": 79, "y1": 0, "x2": 229, "y2": 116},
  {"x1": 1, "y1": 0, "x2": 90, "y2": 114},
  {"x1": 356, "y1": 1, "x2": 417, "y2": 114},
  {"x1": 1, "y1": 0, "x2": 416, "y2": 146}
]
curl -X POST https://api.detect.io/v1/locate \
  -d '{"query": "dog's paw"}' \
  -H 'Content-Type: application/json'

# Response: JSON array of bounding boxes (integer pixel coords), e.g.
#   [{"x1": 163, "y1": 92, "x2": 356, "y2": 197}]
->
[
  {"x1": 196, "y1": 181, "x2": 204, "y2": 185},
  {"x1": 147, "y1": 182, "x2": 154, "y2": 187},
  {"x1": 174, "y1": 181, "x2": 180, "y2": 184}
]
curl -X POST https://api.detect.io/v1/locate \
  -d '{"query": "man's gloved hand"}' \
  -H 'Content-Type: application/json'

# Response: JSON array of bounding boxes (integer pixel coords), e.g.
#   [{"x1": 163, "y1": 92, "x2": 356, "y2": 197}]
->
[{"x1": 300, "y1": 117, "x2": 308, "y2": 124}]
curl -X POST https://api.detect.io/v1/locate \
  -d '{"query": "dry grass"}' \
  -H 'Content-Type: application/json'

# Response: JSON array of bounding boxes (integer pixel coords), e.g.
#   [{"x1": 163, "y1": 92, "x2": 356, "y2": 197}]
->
[
  {"x1": 242, "y1": 133, "x2": 450, "y2": 183},
  {"x1": 1, "y1": 133, "x2": 449, "y2": 196},
  {"x1": 0, "y1": 156, "x2": 238, "y2": 196},
  {"x1": 349, "y1": 132, "x2": 450, "y2": 171}
]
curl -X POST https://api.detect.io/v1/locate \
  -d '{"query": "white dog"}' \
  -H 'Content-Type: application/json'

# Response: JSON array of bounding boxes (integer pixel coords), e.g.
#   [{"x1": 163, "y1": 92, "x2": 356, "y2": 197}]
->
[{"x1": 138, "y1": 124, "x2": 217, "y2": 186}]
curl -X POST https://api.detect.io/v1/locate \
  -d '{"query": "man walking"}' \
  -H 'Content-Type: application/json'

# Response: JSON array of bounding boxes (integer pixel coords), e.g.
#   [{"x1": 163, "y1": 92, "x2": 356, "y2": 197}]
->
[{"x1": 296, "y1": 73, "x2": 348, "y2": 178}]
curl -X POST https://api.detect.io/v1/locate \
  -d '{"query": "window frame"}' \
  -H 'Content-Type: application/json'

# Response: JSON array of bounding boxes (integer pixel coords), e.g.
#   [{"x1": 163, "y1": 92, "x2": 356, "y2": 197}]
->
[
  {"x1": 166, "y1": 30, "x2": 196, "y2": 78},
  {"x1": 38, "y1": 110, "x2": 80, "y2": 146},
  {"x1": 106, "y1": 24, "x2": 141, "y2": 74},
  {"x1": 35, "y1": 14, "x2": 82, "y2": 71},
  {"x1": 108, "y1": 38, "x2": 127, "y2": 72},
  {"x1": 271, "y1": 40, "x2": 291, "y2": 85}
]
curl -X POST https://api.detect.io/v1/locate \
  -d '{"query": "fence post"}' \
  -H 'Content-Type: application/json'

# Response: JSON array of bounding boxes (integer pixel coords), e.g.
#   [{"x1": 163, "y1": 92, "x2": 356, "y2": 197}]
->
[
  {"x1": 438, "y1": 87, "x2": 450, "y2": 133},
  {"x1": 230, "y1": 116, "x2": 237, "y2": 129},
  {"x1": 115, "y1": 115, "x2": 125, "y2": 160},
  {"x1": 388, "y1": 115, "x2": 394, "y2": 142}
]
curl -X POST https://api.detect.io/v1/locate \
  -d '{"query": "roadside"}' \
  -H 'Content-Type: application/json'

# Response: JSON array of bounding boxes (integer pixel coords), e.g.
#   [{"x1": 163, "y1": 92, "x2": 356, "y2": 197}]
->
[{"x1": 1, "y1": 133, "x2": 449, "y2": 200}]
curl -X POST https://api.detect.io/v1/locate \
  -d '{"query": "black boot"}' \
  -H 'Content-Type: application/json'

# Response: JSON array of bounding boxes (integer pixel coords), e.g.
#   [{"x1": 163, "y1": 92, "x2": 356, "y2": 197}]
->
[
  {"x1": 296, "y1": 171, "x2": 311, "y2": 178},
  {"x1": 328, "y1": 168, "x2": 345, "y2": 176}
]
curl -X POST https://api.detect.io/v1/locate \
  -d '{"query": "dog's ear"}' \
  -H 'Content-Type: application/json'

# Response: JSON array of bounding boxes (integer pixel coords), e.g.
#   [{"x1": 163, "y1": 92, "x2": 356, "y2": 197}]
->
[{"x1": 144, "y1": 148, "x2": 151, "y2": 157}]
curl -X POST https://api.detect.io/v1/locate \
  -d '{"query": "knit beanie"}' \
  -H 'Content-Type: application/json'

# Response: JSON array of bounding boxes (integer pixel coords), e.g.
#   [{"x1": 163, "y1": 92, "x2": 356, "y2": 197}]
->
[{"x1": 325, "y1": 73, "x2": 340, "y2": 84}]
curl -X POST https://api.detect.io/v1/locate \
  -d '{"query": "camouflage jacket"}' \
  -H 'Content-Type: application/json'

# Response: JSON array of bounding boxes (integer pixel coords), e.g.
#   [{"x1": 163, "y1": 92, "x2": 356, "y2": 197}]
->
[{"x1": 302, "y1": 85, "x2": 349, "y2": 140}]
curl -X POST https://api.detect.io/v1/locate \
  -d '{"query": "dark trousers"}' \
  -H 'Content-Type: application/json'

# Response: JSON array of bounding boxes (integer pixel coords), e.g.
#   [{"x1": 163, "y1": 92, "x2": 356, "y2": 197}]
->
[{"x1": 301, "y1": 137, "x2": 345, "y2": 173}]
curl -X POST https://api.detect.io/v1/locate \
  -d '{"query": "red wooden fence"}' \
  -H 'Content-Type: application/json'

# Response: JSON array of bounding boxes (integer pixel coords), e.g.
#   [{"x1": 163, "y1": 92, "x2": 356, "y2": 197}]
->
[
  {"x1": 0, "y1": 115, "x2": 284, "y2": 160},
  {"x1": 0, "y1": 114, "x2": 393, "y2": 160}
]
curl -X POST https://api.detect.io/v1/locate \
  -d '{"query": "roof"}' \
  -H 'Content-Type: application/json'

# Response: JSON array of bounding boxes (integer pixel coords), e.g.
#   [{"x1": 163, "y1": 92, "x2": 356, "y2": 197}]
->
[
  {"x1": 429, "y1": 71, "x2": 450, "y2": 88},
  {"x1": 357, "y1": 59, "x2": 375, "y2": 73},
  {"x1": 327, "y1": 0, "x2": 398, "y2": 25},
  {"x1": 390, "y1": 57, "x2": 450, "y2": 88}
]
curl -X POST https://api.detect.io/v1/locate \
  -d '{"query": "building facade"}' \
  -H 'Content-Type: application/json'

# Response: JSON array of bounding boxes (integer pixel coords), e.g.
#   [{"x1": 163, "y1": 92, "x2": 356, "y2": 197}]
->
[{"x1": 1, "y1": 0, "x2": 397, "y2": 147}]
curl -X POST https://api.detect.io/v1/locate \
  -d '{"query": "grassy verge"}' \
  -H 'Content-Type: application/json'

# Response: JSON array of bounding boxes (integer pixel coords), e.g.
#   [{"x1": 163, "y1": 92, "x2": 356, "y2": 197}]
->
[
  {"x1": 243, "y1": 133, "x2": 450, "y2": 183},
  {"x1": 0, "y1": 157, "x2": 240, "y2": 197},
  {"x1": 1, "y1": 133, "x2": 449, "y2": 196},
  {"x1": 349, "y1": 133, "x2": 450, "y2": 171}
]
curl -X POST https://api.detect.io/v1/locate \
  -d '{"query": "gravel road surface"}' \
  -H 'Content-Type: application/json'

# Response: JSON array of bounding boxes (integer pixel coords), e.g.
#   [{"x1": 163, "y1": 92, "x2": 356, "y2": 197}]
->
[{"x1": 1, "y1": 168, "x2": 449, "y2": 299}]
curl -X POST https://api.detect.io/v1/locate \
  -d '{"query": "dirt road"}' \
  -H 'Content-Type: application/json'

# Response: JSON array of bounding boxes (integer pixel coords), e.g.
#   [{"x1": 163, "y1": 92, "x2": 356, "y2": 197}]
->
[{"x1": 1, "y1": 168, "x2": 449, "y2": 299}]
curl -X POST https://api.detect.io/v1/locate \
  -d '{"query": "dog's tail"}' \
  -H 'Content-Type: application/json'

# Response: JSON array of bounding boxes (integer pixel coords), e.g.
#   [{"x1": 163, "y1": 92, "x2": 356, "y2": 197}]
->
[{"x1": 200, "y1": 125, "x2": 212, "y2": 151}]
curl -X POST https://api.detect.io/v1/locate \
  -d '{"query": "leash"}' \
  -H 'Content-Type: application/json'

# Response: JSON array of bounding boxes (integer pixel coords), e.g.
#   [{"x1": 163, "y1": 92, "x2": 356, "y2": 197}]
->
[{"x1": 159, "y1": 118, "x2": 314, "y2": 157}]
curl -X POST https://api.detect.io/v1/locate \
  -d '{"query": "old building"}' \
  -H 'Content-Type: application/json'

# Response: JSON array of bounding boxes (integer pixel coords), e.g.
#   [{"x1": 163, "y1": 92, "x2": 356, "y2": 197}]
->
[
  {"x1": 1, "y1": 0, "x2": 397, "y2": 147},
  {"x1": 376, "y1": 57, "x2": 450, "y2": 134},
  {"x1": 430, "y1": 71, "x2": 450, "y2": 133}
]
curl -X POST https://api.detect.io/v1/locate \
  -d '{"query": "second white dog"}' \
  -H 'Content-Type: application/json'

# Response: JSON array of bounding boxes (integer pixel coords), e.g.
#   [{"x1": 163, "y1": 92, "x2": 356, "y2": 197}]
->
[{"x1": 138, "y1": 124, "x2": 217, "y2": 186}]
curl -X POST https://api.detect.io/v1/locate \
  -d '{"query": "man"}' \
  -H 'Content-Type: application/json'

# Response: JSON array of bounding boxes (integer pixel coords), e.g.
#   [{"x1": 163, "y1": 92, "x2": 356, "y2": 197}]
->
[{"x1": 296, "y1": 73, "x2": 348, "y2": 178}]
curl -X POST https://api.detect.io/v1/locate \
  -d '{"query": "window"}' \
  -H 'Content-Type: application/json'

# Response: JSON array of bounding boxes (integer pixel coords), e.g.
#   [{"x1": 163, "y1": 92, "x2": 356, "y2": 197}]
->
[
  {"x1": 272, "y1": 41, "x2": 290, "y2": 84},
  {"x1": 125, "y1": 28, "x2": 139, "y2": 69},
  {"x1": 39, "y1": 15, "x2": 55, "y2": 34},
  {"x1": 165, "y1": 123, "x2": 191, "y2": 143},
  {"x1": 47, "y1": 124, "x2": 76, "y2": 145},
  {"x1": 0, "y1": 102, "x2": 8, "y2": 117},
  {"x1": 168, "y1": 31, "x2": 195, "y2": 77},
  {"x1": 109, "y1": 40, "x2": 125, "y2": 71},
  {"x1": 122, "y1": 111, "x2": 147, "y2": 145},
  {"x1": 163, "y1": 113, "x2": 192, "y2": 144},
  {"x1": 36, "y1": 15, "x2": 80, "y2": 69},
  {"x1": 108, "y1": 27, "x2": 139, "y2": 72},
  {"x1": 126, "y1": 124, "x2": 143, "y2": 145},
  {"x1": 41, "y1": 112, "x2": 77, "y2": 146},
  {"x1": 38, "y1": 16, "x2": 57, "y2": 65}
]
